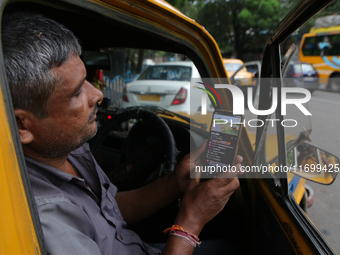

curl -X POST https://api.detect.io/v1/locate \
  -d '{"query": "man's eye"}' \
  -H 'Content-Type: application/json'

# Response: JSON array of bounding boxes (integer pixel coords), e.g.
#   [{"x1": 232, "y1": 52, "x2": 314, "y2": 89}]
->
[{"x1": 74, "y1": 90, "x2": 83, "y2": 97}]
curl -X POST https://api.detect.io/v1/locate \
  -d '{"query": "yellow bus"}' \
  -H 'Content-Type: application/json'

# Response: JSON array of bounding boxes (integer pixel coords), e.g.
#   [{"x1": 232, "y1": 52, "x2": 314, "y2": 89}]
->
[{"x1": 299, "y1": 16, "x2": 340, "y2": 91}]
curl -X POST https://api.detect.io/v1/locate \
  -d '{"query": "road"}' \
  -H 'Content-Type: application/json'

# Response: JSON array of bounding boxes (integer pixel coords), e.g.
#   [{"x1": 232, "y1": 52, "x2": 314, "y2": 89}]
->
[{"x1": 304, "y1": 90, "x2": 340, "y2": 253}]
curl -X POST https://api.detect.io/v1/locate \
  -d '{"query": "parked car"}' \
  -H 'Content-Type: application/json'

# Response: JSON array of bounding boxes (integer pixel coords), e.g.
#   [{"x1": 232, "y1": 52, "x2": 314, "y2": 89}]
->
[
  {"x1": 122, "y1": 61, "x2": 200, "y2": 114},
  {"x1": 141, "y1": 58, "x2": 155, "y2": 71},
  {"x1": 0, "y1": 0, "x2": 338, "y2": 254},
  {"x1": 223, "y1": 58, "x2": 245, "y2": 77},
  {"x1": 231, "y1": 60, "x2": 319, "y2": 93},
  {"x1": 283, "y1": 62, "x2": 320, "y2": 93}
]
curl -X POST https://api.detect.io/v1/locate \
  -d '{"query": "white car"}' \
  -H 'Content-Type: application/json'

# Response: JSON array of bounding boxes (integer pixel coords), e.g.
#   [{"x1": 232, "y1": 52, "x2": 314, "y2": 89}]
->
[{"x1": 122, "y1": 61, "x2": 201, "y2": 114}]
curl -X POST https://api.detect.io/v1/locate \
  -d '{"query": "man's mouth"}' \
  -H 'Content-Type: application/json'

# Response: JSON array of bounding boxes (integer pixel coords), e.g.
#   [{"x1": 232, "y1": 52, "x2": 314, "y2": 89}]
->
[{"x1": 89, "y1": 106, "x2": 98, "y2": 123}]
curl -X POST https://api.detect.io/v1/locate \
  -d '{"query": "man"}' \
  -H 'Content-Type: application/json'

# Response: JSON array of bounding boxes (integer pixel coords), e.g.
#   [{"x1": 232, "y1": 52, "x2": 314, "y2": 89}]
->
[
  {"x1": 2, "y1": 12, "x2": 243, "y2": 255},
  {"x1": 297, "y1": 144, "x2": 318, "y2": 170}
]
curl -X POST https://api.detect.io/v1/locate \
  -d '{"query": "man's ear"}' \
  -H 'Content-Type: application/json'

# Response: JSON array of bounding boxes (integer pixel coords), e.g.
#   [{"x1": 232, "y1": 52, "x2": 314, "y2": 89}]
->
[{"x1": 14, "y1": 109, "x2": 35, "y2": 144}]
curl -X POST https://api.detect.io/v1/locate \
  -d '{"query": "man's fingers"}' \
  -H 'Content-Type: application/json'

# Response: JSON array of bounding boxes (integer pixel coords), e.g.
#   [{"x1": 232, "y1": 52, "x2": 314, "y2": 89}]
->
[
  {"x1": 190, "y1": 165, "x2": 201, "y2": 184},
  {"x1": 216, "y1": 163, "x2": 243, "y2": 179},
  {"x1": 190, "y1": 140, "x2": 207, "y2": 160},
  {"x1": 234, "y1": 155, "x2": 243, "y2": 165},
  {"x1": 205, "y1": 163, "x2": 243, "y2": 187},
  {"x1": 220, "y1": 178, "x2": 240, "y2": 194},
  {"x1": 210, "y1": 177, "x2": 240, "y2": 195}
]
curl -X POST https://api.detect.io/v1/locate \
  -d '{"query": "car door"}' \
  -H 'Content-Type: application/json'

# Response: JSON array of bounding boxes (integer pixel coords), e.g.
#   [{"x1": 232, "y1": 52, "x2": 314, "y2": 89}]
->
[{"x1": 253, "y1": 0, "x2": 337, "y2": 253}]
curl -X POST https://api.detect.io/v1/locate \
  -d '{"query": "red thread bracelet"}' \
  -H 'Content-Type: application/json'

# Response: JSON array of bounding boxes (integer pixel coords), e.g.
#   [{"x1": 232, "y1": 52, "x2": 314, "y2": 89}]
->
[{"x1": 163, "y1": 225, "x2": 201, "y2": 247}]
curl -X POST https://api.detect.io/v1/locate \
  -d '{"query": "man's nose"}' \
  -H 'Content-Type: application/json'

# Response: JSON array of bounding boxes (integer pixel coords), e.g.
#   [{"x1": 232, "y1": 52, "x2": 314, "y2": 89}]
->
[{"x1": 87, "y1": 80, "x2": 104, "y2": 107}]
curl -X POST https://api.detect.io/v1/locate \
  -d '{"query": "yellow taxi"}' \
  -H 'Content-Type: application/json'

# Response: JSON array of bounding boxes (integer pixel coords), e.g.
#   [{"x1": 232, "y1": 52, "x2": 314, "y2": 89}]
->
[
  {"x1": 0, "y1": 0, "x2": 338, "y2": 254},
  {"x1": 223, "y1": 58, "x2": 245, "y2": 77}
]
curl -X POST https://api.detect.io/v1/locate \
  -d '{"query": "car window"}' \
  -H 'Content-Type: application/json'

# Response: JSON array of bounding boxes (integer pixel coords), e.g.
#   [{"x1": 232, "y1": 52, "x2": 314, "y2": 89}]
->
[
  {"x1": 138, "y1": 65, "x2": 192, "y2": 81},
  {"x1": 286, "y1": 36, "x2": 339, "y2": 251},
  {"x1": 288, "y1": 29, "x2": 340, "y2": 252},
  {"x1": 254, "y1": 44, "x2": 312, "y2": 181},
  {"x1": 302, "y1": 34, "x2": 340, "y2": 56},
  {"x1": 93, "y1": 48, "x2": 204, "y2": 120}
]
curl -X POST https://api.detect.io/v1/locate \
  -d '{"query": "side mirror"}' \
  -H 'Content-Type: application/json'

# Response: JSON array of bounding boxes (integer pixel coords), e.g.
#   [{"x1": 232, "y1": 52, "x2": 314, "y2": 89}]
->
[{"x1": 288, "y1": 143, "x2": 339, "y2": 185}]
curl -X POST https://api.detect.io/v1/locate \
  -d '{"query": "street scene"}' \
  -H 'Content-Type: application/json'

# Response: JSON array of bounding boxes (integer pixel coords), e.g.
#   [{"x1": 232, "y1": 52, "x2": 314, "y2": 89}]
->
[{"x1": 305, "y1": 90, "x2": 340, "y2": 253}]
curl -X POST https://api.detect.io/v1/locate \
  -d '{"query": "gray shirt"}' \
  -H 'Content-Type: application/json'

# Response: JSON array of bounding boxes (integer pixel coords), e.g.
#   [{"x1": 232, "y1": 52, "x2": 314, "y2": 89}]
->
[{"x1": 26, "y1": 143, "x2": 161, "y2": 255}]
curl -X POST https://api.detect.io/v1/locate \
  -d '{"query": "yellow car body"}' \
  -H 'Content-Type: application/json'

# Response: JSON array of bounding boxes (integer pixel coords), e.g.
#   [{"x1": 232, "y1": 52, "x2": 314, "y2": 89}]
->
[
  {"x1": 223, "y1": 58, "x2": 255, "y2": 86},
  {"x1": 0, "y1": 0, "x2": 337, "y2": 254},
  {"x1": 223, "y1": 58, "x2": 245, "y2": 76}
]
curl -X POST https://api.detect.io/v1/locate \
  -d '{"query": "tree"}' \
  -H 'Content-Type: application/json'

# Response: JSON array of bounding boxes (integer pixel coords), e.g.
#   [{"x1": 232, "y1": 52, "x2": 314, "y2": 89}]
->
[
  {"x1": 166, "y1": 0, "x2": 339, "y2": 60},
  {"x1": 237, "y1": 0, "x2": 281, "y2": 58},
  {"x1": 195, "y1": 0, "x2": 280, "y2": 59},
  {"x1": 166, "y1": 0, "x2": 205, "y2": 19},
  {"x1": 196, "y1": 0, "x2": 234, "y2": 54}
]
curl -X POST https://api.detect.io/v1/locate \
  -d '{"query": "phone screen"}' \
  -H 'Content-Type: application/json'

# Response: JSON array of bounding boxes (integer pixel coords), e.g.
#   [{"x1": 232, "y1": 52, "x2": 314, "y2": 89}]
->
[{"x1": 203, "y1": 110, "x2": 243, "y2": 178}]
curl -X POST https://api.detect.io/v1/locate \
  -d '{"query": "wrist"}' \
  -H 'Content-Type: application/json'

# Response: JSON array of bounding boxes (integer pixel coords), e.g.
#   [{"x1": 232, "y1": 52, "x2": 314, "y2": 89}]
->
[
  {"x1": 174, "y1": 212, "x2": 203, "y2": 236},
  {"x1": 167, "y1": 171, "x2": 184, "y2": 195},
  {"x1": 164, "y1": 225, "x2": 201, "y2": 248}
]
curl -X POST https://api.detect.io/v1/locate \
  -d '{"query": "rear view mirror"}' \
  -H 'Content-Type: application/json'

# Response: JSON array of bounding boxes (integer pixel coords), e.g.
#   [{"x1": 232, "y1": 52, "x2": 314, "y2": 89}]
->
[
  {"x1": 81, "y1": 51, "x2": 110, "y2": 91},
  {"x1": 288, "y1": 143, "x2": 339, "y2": 185},
  {"x1": 81, "y1": 51, "x2": 111, "y2": 70}
]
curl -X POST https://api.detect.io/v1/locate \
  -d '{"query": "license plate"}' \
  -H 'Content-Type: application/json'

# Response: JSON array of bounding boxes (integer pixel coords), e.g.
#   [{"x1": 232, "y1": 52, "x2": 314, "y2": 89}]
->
[
  {"x1": 138, "y1": 94, "x2": 161, "y2": 101},
  {"x1": 304, "y1": 77, "x2": 315, "y2": 81}
]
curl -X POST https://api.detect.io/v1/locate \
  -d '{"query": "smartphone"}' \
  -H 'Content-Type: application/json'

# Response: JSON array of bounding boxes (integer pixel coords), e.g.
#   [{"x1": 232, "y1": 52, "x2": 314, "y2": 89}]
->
[{"x1": 202, "y1": 110, "x2": 244, "y2": 178}]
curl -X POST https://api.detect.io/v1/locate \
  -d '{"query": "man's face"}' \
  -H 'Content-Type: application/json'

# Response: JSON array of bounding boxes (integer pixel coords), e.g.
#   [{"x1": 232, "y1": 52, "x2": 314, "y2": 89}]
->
[{"x1": 28, "y1": 55, "x2": 103, "y2": 158}]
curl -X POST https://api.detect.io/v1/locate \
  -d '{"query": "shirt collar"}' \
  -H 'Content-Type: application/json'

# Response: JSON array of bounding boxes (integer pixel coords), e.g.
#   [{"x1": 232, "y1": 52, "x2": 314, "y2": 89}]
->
[{"x1": 24, "y1": 144, "x2": 91, "y2": 185}]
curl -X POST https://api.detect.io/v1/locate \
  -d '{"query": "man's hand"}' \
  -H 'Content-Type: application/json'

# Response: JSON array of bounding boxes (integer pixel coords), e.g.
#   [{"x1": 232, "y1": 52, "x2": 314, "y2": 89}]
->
[
  {"x1": 116, "y1": 140, "x2": 243, "y2": 227},
  {"x1": 174, "y1": 155, "x2": 244, "y2": 235},
  {"x1": 169, "y1": 140, "x2": 208, "y2": 193}
]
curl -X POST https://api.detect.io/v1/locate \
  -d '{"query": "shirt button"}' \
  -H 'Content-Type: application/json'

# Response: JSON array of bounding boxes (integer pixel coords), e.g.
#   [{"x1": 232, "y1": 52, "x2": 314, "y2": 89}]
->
[{"x1": 119, "y1": 235, "x2": 124, "y2": 240}]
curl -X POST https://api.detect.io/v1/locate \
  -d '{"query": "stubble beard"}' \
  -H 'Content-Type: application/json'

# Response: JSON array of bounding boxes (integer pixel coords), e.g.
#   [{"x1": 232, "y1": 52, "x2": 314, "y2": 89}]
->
[
  {"x1": 36, "y1": 106, "x2": 99, "y2": 159},
  {"x1": 38, "y1": 118, "x2": 98, "y2": 159}
]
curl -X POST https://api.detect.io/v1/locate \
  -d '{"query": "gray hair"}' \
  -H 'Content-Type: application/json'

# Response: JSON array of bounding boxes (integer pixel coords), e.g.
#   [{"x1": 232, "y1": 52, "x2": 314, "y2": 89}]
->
[{"x1": 1, "y1": 12, "x2": 82, "y2": 118}]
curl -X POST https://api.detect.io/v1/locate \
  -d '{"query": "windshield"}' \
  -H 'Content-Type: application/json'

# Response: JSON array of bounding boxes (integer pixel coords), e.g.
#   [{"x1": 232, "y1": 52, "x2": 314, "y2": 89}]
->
[
  {"x1": 138, "y1": 65, "x2": 192, "y2": 81},
  {"x1": 94, "y1": 48, "x2": 201, "y2": 121},
  {"x1": 224, "y1": 63, "x2": 242, "y2": 71}
]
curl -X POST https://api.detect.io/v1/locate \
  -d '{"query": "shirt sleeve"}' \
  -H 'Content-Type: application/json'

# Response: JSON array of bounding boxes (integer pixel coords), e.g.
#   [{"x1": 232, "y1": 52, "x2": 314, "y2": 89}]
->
[{"x1": 36, "y1": 195, "x2": 102, "y2": 255}]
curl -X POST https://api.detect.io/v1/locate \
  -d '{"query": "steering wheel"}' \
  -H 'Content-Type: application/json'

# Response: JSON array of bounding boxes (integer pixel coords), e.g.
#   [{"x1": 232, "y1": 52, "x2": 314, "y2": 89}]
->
[{"x1": 90, "y1": 108, "x2": 177, "y2": 189}]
